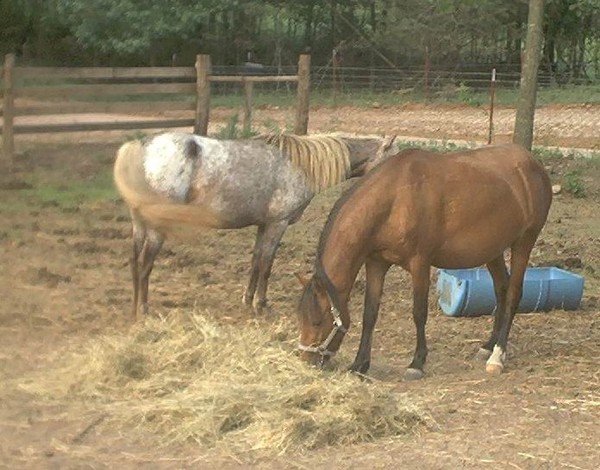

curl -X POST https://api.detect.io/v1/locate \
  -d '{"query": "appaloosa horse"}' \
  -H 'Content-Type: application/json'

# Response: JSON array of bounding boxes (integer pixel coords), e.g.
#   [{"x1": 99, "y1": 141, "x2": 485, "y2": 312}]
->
[
  {"x1": 114, "y1": 132, "x2": 396, "y2": 319},
  {"x1": 297, "y1": 144, "x2": 552, "y2": 378}
]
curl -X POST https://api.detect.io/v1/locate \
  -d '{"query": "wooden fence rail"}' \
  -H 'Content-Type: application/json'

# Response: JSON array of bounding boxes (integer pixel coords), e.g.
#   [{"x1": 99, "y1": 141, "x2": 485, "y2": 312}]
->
[{"x1": 1, "y1": 53, "x2": 311, "y2": 168}]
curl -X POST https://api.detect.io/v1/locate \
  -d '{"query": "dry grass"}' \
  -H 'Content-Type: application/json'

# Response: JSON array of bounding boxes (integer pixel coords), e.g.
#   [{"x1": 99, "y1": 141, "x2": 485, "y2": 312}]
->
[{"x1": 18, "y1": 311, "x2": 425, "y2": 453}]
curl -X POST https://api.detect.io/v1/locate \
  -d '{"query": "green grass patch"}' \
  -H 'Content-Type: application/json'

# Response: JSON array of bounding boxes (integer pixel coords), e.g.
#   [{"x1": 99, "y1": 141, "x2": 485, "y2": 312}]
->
[
  {"x1": 213, "y1": 113, "x2": 259, "y2": 139},
  {"x1": 209, "y1": 83, "x2": 600, "y2": 109},
  {"x1": 77, "y1": 93, "x2": 194, "y2": 103},
  {"x1": 537, "y1": 84, "x2": 600, "y2": 105},
  {"x1": 533, "y1": 147, "x2": 600, "y2": 162},
  {"x1": 211, "y1": 89, "x2": 298, "y2": 108},
  {"x1": 533, "y1": 147, "x2": 568, "y2": 163},
  {"x1": 0, "y1": 169, "x2": 116, "y2": 213},
  {"x1": 394, "y1": 139, "x2": 470, "y2": 153},
  {"x1": 9, "y1": 75, "x2": 599, "y2": 109},
  {"x1": 563, "y1": 170, "x2": 586, "y2": 197}
]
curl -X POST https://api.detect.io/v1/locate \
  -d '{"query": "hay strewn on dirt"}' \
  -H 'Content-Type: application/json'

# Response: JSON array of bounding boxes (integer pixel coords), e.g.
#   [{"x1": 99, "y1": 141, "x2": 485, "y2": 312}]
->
[{"x1": 19, "y1": 311, "x2": 425, "y2": 452}]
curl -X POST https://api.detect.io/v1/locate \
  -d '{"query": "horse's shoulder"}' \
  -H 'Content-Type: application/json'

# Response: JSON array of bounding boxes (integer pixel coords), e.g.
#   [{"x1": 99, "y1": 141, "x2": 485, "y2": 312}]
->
[
  {"x1": 476, "y1": 143, "x2": 531, "y2": 159},
  {"x1": 386, "y1": 148, "x2": 430, "y2": 164},
  {"x1": 389, "y1": 148, "x2": 438, "y2": 166},
  {"x1": 370, "y1": 149, "x2": 435, "y2": 182}
]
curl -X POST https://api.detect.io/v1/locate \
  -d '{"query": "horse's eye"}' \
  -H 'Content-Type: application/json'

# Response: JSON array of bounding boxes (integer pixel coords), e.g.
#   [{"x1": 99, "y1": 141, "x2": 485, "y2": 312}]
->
[{"x1": 308, "y1": 297, "x2": 324, "y2": 327}]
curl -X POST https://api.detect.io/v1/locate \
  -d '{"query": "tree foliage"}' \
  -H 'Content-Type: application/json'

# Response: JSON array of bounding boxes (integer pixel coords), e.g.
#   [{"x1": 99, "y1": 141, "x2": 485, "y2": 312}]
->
[
  {"x1": 54, "y1": 0, "x2": 209, "y2": 55},
  {"x1": 1, "y1": 0, "x2": 599, "y2": 80}
]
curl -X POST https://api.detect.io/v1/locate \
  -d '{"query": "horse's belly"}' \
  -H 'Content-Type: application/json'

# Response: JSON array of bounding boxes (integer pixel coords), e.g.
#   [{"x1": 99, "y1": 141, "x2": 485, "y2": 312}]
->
[
  {"x1": 205, "y1": 189, "x2": 310, "y2": 228},
  {"x1": 433, "y1": 228, "x2": 518, "y2": 269},
  {"x1": 434, "y1": 249, "x2": 503, "y2": 269}
]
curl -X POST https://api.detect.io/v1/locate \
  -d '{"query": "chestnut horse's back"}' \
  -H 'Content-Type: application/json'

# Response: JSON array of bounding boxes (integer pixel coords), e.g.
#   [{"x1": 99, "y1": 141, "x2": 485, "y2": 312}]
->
[
  {"x1": 464, "y1": 143, "x2": 552, "y2": 231},
  {"x1": 353, "y1": 143, "x2": 553, "y2": 270}
]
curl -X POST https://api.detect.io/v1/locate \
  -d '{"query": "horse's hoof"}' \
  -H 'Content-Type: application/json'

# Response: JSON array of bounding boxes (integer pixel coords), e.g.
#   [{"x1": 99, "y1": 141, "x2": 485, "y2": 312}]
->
[
  {"x1": 485, "y1": 362, "x2": 504, "y2": 375},
  {"x1": 403, "y1": 368, "x2": 425, "y2": 381},
  {"x1": 242, "y1": 291, "x2": 253, "y2": 307},
  {"x1": 252, "y1": 299, "x2": 269, "y2": 316},
  {"x1": 139, "y1": 304, "x2": 149, "y2": 317},
  {"x1": 475, "y1": 348, "x2": 493, "y2": 361},
  {"x1": 348, "y1": 361, "x2": 370, "y2": 375},
  {"x1": 485, "y1": 345, "x2": 506, "y2": 375},
  {"x1": 349, "y1": 370, "x2": 372, "y2": 382}
]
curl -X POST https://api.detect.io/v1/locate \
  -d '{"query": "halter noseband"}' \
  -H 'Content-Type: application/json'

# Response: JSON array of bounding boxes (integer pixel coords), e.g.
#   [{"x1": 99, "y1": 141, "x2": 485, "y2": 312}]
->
[{"x1": 297, "y1": 302, "x2": 348, "y2": 364}]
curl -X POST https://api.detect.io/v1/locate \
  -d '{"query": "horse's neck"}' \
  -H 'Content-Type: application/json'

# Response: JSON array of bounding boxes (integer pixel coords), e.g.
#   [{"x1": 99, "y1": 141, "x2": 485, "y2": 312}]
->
[
  {"x1": 318, "y1": 172, "x2": 387, "y2": 300},
  {"x1": 273, "y1": 135, "x2": 352, "y2": 192},
  {"x1": 318, "y1": 226, "x2": 369, "y2": 304}
]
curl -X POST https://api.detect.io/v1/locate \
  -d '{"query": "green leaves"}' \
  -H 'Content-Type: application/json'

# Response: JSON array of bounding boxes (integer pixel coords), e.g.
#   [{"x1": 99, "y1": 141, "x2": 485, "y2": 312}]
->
[{"x1": 55, "y1": 0, "x2": 209, "y2": 54}]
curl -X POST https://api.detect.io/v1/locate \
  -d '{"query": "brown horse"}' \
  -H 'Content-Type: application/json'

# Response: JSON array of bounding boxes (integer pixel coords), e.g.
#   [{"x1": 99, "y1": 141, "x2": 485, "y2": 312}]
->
[
  {"x1": 114, "y1": 132, "x2": 396, "y2": 319},
  {"x1": 297, "y1": 144, "x2": 552, "y2": 379}
]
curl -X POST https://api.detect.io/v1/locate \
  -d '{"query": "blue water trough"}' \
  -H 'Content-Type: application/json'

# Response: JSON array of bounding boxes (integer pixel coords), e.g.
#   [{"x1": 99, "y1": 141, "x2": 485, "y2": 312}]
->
[{"x1": 436, "y1": 267, "x2": 584, "y2": 317}]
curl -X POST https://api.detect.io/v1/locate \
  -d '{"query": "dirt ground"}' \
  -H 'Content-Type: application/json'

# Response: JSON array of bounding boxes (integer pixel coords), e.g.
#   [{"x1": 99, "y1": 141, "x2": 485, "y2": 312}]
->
[{"x1": 0, "y1": 105, "x2": 599, "y2": 469}]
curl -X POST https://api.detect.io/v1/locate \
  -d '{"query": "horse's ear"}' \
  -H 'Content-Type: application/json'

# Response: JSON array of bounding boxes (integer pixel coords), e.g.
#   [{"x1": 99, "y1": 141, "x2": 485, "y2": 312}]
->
[
  {"x1": 383, "y1": 134, "x2": 397, "y2": 151},
  {"x1": 295, "y1": 272, "x2": 311, "y2": 287}
]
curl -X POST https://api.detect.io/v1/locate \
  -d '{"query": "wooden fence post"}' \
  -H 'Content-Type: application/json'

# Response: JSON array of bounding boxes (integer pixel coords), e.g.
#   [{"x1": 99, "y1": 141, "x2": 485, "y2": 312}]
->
[
  {"x1": 424, "y1": 46, "x2": 431, "y2": 100},
  {"x1": 243, "y1": 78, "x2": 253, "y2": 135},
  {"x1": 294, "y1": 54, "x2": 310, "y2": 135},
  {"x1": 194, "y1": 54, "x2": 211, "y2": 136},
  {"x1": 332, "y1": 48, "x2": 339, "y2": 107},
  {"x1": 488, "y1": 68, "x2": 497, "y2": 145},
  {"x1": 2, "y1": 53, "x2": 15, "y2": 169}
]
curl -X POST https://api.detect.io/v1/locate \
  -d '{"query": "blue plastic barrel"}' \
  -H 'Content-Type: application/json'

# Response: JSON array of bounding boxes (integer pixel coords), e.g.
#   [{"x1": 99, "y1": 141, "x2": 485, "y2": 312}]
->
[{"x1": 436, "y1": 267, "x2": 584, "y2": 317}]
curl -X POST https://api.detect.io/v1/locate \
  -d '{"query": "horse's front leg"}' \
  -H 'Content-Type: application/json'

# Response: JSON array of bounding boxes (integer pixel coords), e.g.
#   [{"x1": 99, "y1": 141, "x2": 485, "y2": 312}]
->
[
  {"x1": 405, "y1": 262, "x2": 431, "y2": 381},
  {"x1": 349, "y1": 258, "x2": 390, "y2": 375},
  {"x1": 252, "y1": 220, "x2": 288, "y2": 314},
  {"x1": 243, "y1": 225, "x2": 265, "y2": 307}
]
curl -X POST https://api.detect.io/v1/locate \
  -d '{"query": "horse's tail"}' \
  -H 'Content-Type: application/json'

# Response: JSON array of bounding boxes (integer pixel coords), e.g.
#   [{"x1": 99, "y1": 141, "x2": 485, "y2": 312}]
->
[{"x1": 113, "y1": 139, "x2": 220, "y2": 231}]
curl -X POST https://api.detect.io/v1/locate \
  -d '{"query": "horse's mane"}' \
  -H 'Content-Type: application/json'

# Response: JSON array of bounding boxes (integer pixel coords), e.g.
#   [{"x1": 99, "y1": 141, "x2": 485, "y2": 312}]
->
[{"x1": 258, "y1": 134, "x2": 351, "y2": 192}]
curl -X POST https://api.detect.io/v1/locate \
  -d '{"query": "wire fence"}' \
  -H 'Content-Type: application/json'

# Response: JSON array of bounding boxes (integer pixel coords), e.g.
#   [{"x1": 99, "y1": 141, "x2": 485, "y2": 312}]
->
[
  {"x1": 207, "y1": 62, "x2": 600, "y2": 151},
  {"x1": 2, "y1": 59, "x2": 598, "y2": 151},
  {"x1": 210, "y1": 62, "x2": 599, "y2": 96}
]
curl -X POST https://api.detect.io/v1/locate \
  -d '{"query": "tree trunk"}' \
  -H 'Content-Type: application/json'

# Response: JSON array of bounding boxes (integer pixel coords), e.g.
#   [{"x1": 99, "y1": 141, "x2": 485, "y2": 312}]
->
[
  {"x1": 369, "y1": 0, "x2": 376, "y2": 91},
  {"x1": 330, "y1": 0, "x2": 337, "y2": 53},
  {"x1": 303, "y1": 1, "x2": 315, "y2": 50},
  {"x1": 513, "y1": 0, "x2": 545, "y2": 151}
]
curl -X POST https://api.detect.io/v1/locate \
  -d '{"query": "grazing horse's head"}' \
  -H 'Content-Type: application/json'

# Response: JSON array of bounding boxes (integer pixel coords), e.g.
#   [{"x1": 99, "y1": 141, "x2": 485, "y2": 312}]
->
[
  {"x1": 295, "y1": 274, "x2": 346, "y2": 367},
  {"x1": 366, "y1": 135, "x2": 398, "y2": 174}
]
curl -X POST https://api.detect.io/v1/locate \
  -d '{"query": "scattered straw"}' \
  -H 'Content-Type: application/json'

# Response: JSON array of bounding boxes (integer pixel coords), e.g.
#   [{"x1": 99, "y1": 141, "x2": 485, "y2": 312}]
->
[{"x1": 19, "y1": 311, "x2": 424, "y2": 453}]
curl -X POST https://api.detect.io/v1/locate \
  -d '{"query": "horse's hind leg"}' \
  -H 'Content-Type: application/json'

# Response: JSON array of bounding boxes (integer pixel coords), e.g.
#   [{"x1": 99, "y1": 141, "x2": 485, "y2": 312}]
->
[
  {"x1": 252, "y1": 220, "x2": 288, "y2": 314},
  {"x1": 486, "y1": 233, "x2": 537, "y2": 375},
  {"x1": 243, "y1": 225, "x2": 265, "y2": 307},
  {"x1": 476, "y1": 254, "x2": 509, "y2": 361},
  {"x1": 137, "y1": 229, "x2": 164, "y2": 318},
  {"x1": 130, "y1": 213, "x2": 146, "y2": 320},
  {"x1": 349, "y1": 258, "x2": 390, "y2": 375}
]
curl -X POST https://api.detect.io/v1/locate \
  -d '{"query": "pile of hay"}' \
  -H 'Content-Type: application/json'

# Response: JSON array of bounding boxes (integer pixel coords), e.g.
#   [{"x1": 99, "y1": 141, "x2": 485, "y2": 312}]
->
[{"x1": 21, "y1": 311, "x2": 425, "y2": 453}]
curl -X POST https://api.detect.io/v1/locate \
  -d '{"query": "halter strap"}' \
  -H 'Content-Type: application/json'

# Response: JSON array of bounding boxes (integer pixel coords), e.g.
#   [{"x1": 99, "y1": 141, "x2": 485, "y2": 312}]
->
[{"x1": 298, "y1": 303, "x2": 348, "y2": 360}]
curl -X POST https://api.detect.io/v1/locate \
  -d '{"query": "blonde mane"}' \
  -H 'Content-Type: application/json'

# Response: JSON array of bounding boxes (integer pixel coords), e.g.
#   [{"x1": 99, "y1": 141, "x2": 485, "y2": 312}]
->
[{"x1": 259, "y1": 134, "x2": 351, "y2": 192}]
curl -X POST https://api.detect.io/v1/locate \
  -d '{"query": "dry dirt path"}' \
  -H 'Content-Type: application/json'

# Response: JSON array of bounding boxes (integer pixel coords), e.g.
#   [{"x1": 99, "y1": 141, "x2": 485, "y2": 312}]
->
[{"x1": 3, "y1": 103, "x2": 599, "y2": 150}]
